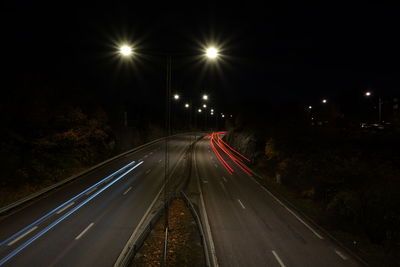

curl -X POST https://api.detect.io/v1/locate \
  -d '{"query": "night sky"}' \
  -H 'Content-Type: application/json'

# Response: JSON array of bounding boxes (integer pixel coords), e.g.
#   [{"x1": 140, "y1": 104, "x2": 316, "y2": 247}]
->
[{"x1": 2, "y1": 1, "x2": 399, "y2": 120}]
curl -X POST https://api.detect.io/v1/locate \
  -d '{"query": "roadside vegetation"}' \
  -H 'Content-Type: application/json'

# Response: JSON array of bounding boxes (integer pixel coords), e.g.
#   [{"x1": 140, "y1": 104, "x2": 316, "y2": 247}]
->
[{"x1": 0, "y1": 82, "x2": 165, "y2": 208}]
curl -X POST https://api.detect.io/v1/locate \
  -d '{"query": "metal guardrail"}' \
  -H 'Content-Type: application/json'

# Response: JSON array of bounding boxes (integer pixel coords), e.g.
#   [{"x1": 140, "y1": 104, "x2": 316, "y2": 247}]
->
[
  {"x1": 114, "y1": 134, "x2": 204, "y2": 267},
  {"x1": 181, "y1": 191, "x2": 211, "y2": 267}
]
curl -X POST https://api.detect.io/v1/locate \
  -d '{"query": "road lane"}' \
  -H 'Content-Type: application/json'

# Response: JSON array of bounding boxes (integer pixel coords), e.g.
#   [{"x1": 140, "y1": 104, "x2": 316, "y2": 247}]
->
[
  {"x1": 195, "y1": 135, "x2": 360, "y2": 267},
  {"x1": 0, "y1": 134, "x2": 195, "y2": 266}
]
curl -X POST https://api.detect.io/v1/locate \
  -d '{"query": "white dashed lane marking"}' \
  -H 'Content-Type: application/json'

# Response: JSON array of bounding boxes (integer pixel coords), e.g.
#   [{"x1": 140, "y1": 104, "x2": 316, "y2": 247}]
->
[
  {"x1": 123, "y1": 187, "x2": 132, "y2": 195},
  {"x1": 75, "y1": 223, "x2": 94, "y2": 240}
]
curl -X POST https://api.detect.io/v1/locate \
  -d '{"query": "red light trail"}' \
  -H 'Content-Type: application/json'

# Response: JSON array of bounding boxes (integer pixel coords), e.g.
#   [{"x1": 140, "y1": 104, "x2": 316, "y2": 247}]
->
[{"x1": 208, "y1": 132, "x2": 253, "y2": 176}]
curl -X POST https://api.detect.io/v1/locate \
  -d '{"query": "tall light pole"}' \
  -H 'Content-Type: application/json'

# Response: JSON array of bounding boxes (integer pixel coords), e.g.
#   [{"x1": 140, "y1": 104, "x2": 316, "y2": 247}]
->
[{"x1": 117, "y1": 44, "x2": 220, "y2": 235}]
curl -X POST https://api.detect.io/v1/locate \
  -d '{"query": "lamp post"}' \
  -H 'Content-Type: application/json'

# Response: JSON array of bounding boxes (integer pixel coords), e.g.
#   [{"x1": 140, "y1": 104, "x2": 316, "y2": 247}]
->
[
  {"x1": 365, "y1": 91, "x2": 383, "y2": 123},
  {"x1": 117, "y1": 44, "x2": 220, "y2": 235}
]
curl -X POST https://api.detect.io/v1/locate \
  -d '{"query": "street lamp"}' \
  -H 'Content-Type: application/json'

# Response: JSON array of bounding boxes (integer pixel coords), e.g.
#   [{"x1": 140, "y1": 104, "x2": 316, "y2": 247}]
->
[
  {"x1": 364, "y1": 91, "x2": 383, "y2": 123},
  {"x1": 116, "y1": 42, "x2": 223, "y2": 238},
  {"x1": 185, "y1": 103, "x2": 190, "y2": 108},
  {"x1": 203, "y1": 104, "x2": 207, "y2": 108},
  {"x1": 206, "y1": 47, "x2": 219, "y2": 59},
  {"x1": 308, "y1": 106, "x2": 312, "y2": 109},
  {"x1": 198, "y1": 109, "x2": 202, "y2": 113},
  {"x1": 119, "y1": 44, "x2": 133, "y2": 56},
  {"x1": 322, "y1": 99, "x2": 327, "y2": 104}
]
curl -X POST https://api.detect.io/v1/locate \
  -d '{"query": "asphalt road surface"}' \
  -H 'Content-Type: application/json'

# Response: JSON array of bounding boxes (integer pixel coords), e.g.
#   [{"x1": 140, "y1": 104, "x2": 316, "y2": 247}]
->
[
  {"x1": 194, "y1": 134, "x2": 361, "y2": 267},
  {"x1": 0, "y1": 134, "x2": 195, "y2": 266}
]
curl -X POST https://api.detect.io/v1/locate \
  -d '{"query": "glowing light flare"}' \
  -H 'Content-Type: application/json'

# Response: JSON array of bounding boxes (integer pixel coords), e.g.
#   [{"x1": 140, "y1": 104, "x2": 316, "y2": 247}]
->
[
  {"x1": 173, "y1": 94, "x2": 180, "y2": 100},
  {"x1": 185, "y1": 103, "x2": 190, "y2": 108},
  {"x1": 206, "y1": 47, "x2": 219, "y2": 59},
  {"x1": 365, "y1": 91, "x2": 372, "y2": 97},
  {"x1": 119, "y1": 45, "x2": 133, "y2": 56}
]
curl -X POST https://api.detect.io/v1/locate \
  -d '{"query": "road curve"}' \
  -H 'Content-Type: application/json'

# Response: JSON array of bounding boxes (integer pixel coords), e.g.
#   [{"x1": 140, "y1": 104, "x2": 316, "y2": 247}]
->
[
  {"x1": 0, "y1": 134, "x2": 196, "y2": 266},
  {"x1": 194, "y1": 133, "x2": 360, "y2": 267}
]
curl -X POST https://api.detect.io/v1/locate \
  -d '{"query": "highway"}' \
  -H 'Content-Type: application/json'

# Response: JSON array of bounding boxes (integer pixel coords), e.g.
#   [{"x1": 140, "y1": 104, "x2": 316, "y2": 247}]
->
[
  {"x1": 0, "y1": 134, "x2": 194, "y2": 266},
  {"x1": 193, "y1": 132, "x2": 361, "y2": 267}
]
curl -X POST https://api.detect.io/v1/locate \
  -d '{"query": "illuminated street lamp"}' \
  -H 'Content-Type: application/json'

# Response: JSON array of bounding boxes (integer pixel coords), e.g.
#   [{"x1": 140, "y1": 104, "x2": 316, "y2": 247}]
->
[
  {"x1": 364, "y1": 91, "x2": 383, "y2": 123},
  {"x1": 202, "y1": 94, "x2": 209, "y2": 101},
  {"x1": 198, "y1": 109, "x2": 202, "y2": 113},
  {"x1": 322, "y1": 99, "x2": 327, "y2": 104},
  {"x1": 185, "y1": 103, "x2": 190, "y2": 108},
  {"x1": 173, "y1": 94, "x2": 180, "y2": 100},
  {"x1": 308, "y1": 106, "x2": 312, "y2": 109},
  {"x1": 203, "y1": 104, "x2": 207, "y2": 108},
  {"x1": 205, "y1": 47, "x2": 219, "y2": 59},
  {"x1": 119, "y1": 44, "x2": 133, "y2": 56}
]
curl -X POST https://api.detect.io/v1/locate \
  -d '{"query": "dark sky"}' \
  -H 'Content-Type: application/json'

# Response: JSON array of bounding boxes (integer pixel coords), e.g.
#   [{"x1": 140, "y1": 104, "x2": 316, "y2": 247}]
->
[{"x1": 2, "y1": 1, "x2": 399, "y2": 119}]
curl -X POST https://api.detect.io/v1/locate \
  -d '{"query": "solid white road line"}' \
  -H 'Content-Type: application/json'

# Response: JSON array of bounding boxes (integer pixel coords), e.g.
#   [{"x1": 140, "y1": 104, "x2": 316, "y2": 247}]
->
[
  {"x1": 237, "y1": 199, "x2": 246, "y2": 209},
  {"x1": 56, "y1": 202, "x2": 75, "y2": 214},
  {"x1": 123, "y1": 187, "x2": 132, "y2": 195},
  {"x1": 252, "y1": 177, "x2": 324, "y2": 239},
  {"x1": 7, "y1": 226, "x2": 38, "y2": 246},
  {"x1": 85, "y1": 187, "x2": 97, "y2": 195},
  {"x1": 145, "y1": 169, "x2": 152, "y2": 174},
  {"x1": 75, "y1": 223, "x2": 94, "y2": 240},
  {"x1": 335, "y1": 250, "x2": 348, "y2": 260},
  {"x1": 272, "y1": 250, "x2": 286, "y2": 267}
]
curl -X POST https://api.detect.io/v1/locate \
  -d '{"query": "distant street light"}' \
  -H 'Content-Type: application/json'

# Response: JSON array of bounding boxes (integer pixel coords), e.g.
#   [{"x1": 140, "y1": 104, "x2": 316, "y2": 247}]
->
[
  {"x1": 185, "y1": 103, "x2": 190, "y2": 108},
  {"x1": 322, "y1": 99, "x2": 327, "y2": 104},
  {"x1": 308, "y1": 106, "x2": 312, "y2": 109},
  {"x1": 222, "y1": 114, "x2": 225, "y2": 118},
  {"x1": 210, "y1": 108, "x2": 214, "y2": 112},
  {"x1": 203, "y1": 104, "x2": 207, "y2": 108},
  {"x1": 173, "y1": 94, "x2": 180, "y2": 100},
  {"x1": 205, "y1": 47, "x2": 219, "y2": 59},
  {"x1": 119, "y1": 45, "x2": 133, "y2": 56},
  {"x1": 202, "y1": 94, "x2": 209, "y2": 101},
  {"x1": 198, "y1": 109, "x2": 202, "y2": 113},
  {"x1": 364, "y1": 91, "x2": 383, "y2": 123}
]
